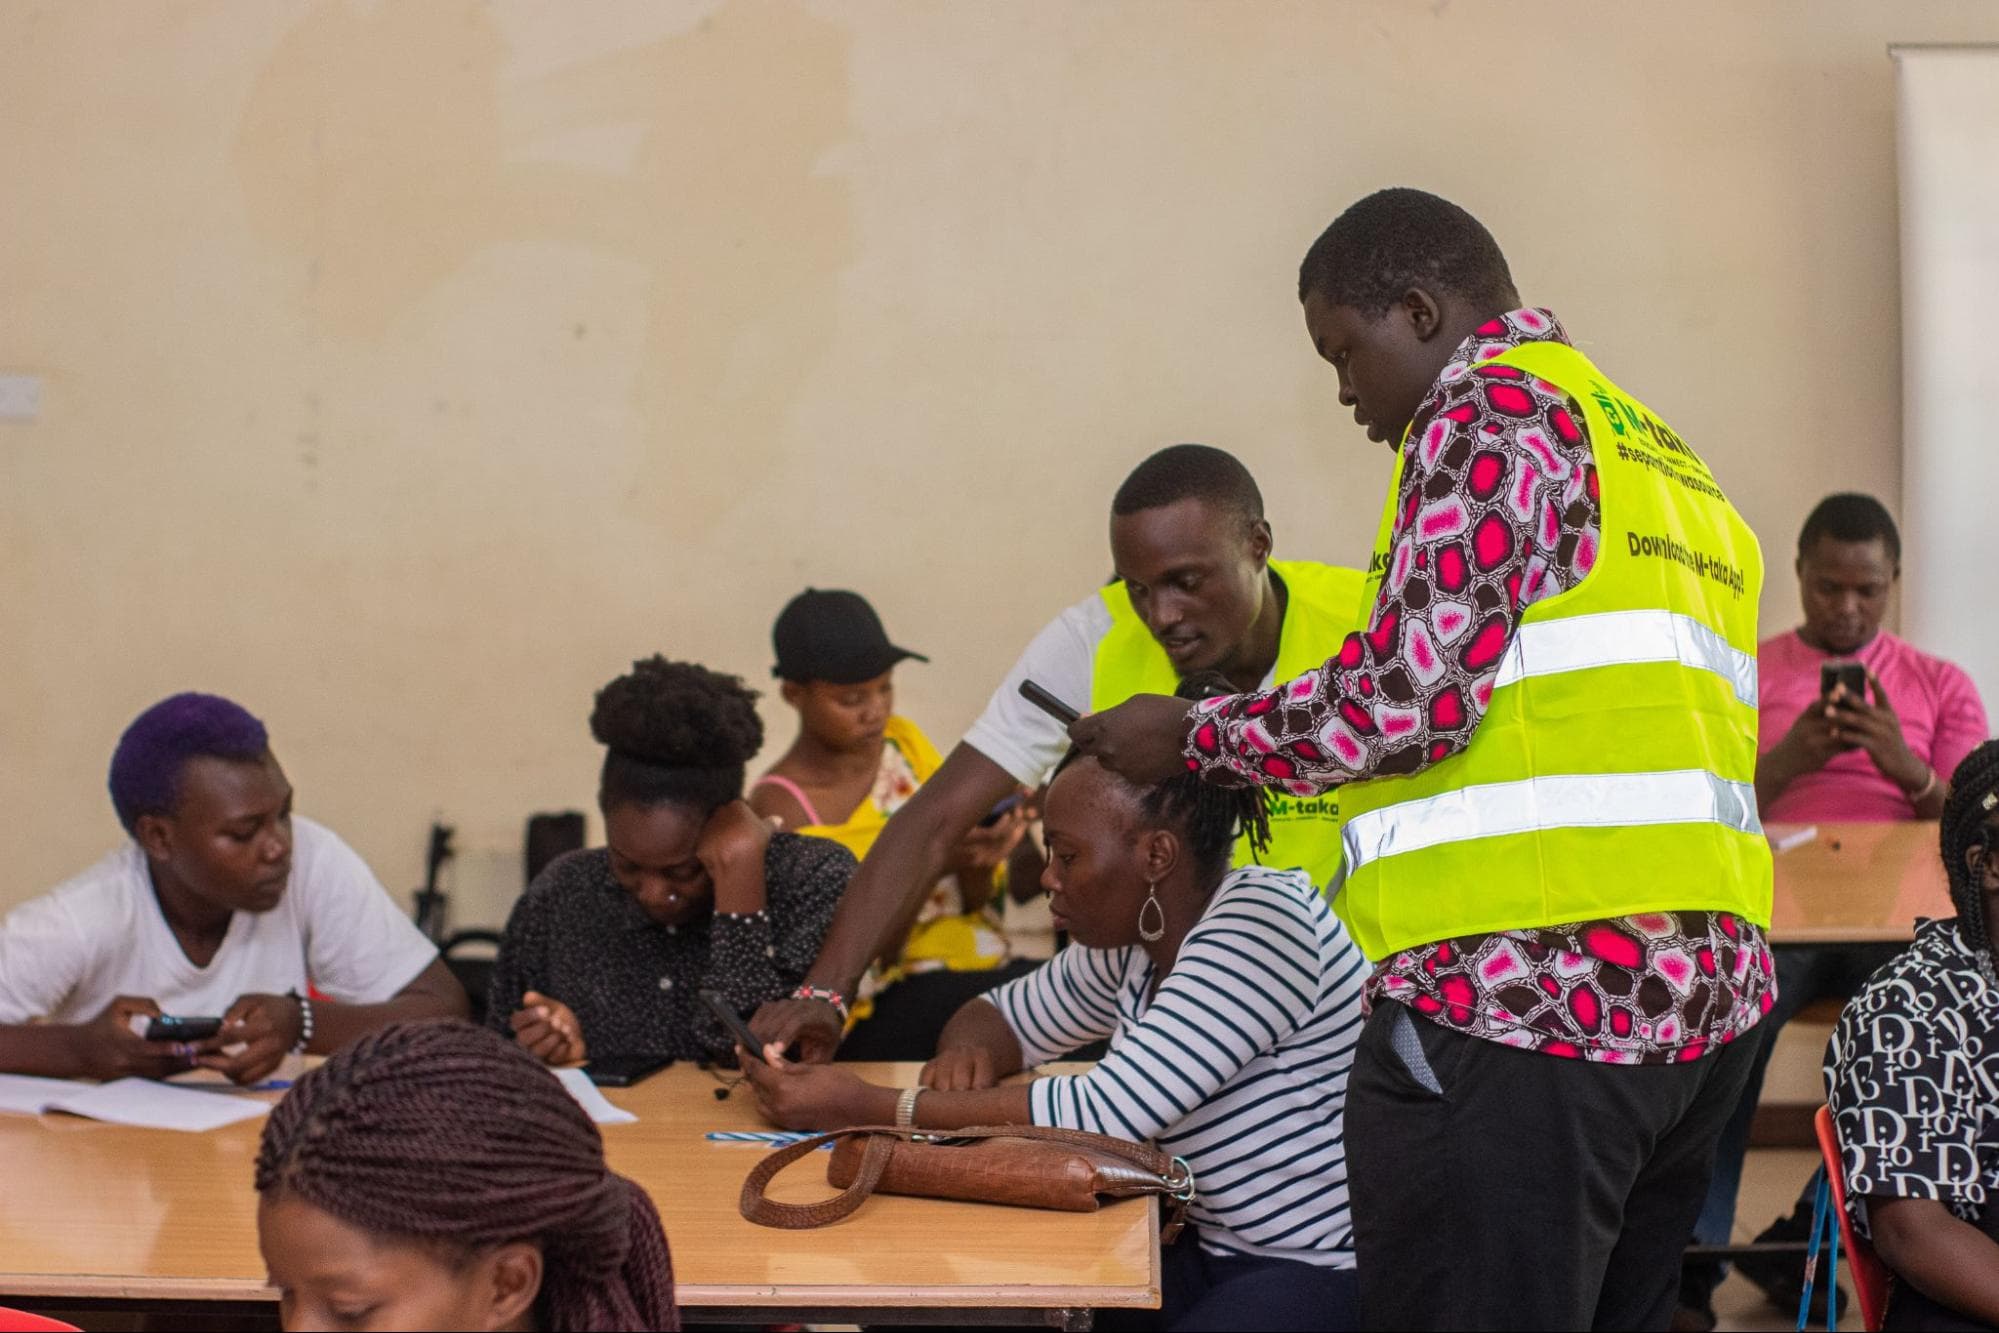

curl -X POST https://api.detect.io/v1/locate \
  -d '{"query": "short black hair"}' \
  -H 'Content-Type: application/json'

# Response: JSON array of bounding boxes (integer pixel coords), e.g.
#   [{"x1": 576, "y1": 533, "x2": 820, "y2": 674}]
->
[
  {"x1": 1798, "y1": 493, "x2": 1901, "y2": 566},
  {"x1": 1298, "y1": 188, "x2": 1519, "y2": 318},
  {"x1": 1111, "y1": 444, "x2": 1264, "y2": 528},
  {"x1": 590, "y1": 657, "x2": 763, "y2": 813}
]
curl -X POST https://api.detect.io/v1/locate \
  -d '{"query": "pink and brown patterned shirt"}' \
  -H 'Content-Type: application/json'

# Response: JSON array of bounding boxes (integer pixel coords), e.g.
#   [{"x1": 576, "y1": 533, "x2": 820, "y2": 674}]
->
[{"x1": 1188, "y1": 308, "x2": 1774, "y2": 1064}]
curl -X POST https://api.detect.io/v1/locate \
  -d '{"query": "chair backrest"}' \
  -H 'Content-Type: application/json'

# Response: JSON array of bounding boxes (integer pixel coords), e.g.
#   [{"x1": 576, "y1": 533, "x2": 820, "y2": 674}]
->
[
  {"x1": 0, "y1": 1308, "x2": 81, "y2": 1332},
  {"x1": 1815, "y1": 1104, "x2": 1894, "y2": 1332}
]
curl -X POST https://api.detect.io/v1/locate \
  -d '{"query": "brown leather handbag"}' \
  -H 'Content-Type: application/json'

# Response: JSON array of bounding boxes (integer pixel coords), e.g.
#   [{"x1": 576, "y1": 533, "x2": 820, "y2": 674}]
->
[{"x1": 738, "y1": 1123, "x2": 1194, "y2": 1237}]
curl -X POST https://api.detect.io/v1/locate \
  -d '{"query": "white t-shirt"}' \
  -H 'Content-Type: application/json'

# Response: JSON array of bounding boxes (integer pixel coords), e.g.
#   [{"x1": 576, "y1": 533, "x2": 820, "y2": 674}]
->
[
  {"x1": 0, "y1": 816, "x2": 439, "y2": 1025},
  {"x1": 962, "y1": 591, "x2": 1286, "y2": 788}
]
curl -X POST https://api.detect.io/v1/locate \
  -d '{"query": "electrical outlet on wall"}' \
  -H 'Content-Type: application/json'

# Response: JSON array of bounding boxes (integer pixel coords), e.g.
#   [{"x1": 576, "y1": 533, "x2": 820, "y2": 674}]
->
[{"x1": 0, "y1": 374, "x2": 43, "y2": 420}]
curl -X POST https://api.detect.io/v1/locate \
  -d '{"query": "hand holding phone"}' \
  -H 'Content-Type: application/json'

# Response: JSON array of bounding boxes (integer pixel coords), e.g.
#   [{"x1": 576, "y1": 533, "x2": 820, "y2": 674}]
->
[
  {"x1": 1820, "y1": 661, "x2": 1867, "y2": 702},
  {"x1": 142, "y1": 1015, "x2": 223, "y2": 1043},
  {"x1": 1019, "y1": 679, "x2": 1080, "y2": 727},
  {"x1": 702, "y1": 988, "x2": 768, "y2": 1063}
]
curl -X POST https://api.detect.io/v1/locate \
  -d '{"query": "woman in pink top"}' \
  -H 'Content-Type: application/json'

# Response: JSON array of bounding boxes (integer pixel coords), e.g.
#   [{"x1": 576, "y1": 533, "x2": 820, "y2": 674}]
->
[{"x1": 1684, "y1": 494, "x2": 1992, "y2": 1327}]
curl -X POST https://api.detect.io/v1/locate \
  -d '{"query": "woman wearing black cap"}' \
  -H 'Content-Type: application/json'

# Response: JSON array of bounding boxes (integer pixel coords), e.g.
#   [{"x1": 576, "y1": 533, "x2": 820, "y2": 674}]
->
[{"x1": 751, "y1": 589, "x2": 1039, "y2": 1059}]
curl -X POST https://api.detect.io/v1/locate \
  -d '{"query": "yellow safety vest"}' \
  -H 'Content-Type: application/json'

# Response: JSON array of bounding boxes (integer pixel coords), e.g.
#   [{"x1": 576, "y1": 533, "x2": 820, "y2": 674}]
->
[
  {"x1": 1092, "y1": 560, "x2": 1363, "y2": 896},
  {"x1": 1336, "y1": 342, "x2": 1772, "y2": 958}
]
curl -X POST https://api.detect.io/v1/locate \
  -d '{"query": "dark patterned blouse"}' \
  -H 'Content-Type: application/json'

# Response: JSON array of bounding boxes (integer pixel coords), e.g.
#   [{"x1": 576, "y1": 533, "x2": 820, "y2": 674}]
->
[{"x1": 487, "y1": 833, "x2": 854, "y2": 1063}]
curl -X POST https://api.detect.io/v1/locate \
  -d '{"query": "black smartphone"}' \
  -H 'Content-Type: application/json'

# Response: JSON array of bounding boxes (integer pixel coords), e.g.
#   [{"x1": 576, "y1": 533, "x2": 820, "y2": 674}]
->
[
  {"x1": 1019, "y1": 679, "x2": 1081, "y2": 727},
  {"x1": 583, "y1": 1053, "x2": 672, "y2": 1088},
  {"x1": 700, "y1": 988, "x2": 767, "y2": 1064},
  {"x1": 977, "y1": 791, "x2": 1025, "y2": 827},
  {"x1": 144, "y1": 1015, "x2": 223, "y2": 1043},
  {"x1": 1820, "y1": 661, "x2": 1867, "y2": 701}
]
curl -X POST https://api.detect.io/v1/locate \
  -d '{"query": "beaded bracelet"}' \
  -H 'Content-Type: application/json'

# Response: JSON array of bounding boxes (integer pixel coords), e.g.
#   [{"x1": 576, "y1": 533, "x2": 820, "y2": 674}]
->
[
  {"x1": 790, "y1": 984, "x2": 849, "y2": 1024},
  {"x1": 287, "y1": 988, "x2": 315, "y2": 1054}
]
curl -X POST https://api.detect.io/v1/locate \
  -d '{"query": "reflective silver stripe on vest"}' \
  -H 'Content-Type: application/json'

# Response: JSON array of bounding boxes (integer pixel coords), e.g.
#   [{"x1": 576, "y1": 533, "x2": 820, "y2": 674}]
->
[
  {"x1": 1493, "y1": 610, "x2": 1757, "y2": 708},
  {"x1": 1341, "y1": 770, "x2": 1762, "y2": 873}
]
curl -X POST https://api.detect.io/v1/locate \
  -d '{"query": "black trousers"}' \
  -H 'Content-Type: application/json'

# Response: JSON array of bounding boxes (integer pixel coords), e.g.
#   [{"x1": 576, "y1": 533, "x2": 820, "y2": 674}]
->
[
  {"x1": 1094, "y1": 1228, "x2": 1359, "y2": 1331},
  {"x1": 1347, "y1": 1002, "x2": 1760, "y2": 1331}
]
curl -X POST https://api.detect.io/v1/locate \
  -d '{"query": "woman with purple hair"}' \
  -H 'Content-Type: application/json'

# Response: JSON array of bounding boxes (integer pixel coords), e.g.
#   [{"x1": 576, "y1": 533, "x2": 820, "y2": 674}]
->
[{"x1": 0, "y1": 692, "x2": 467, "y2": 1084}]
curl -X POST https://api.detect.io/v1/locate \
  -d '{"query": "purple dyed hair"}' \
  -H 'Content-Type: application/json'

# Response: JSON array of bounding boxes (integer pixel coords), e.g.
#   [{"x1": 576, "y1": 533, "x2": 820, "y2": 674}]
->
[{"x1": 108, "y1": 693, "x2": 271, "y2": 833}]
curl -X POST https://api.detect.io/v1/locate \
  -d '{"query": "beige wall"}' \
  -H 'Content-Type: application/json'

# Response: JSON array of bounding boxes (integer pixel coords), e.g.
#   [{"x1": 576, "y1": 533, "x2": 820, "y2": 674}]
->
[{"x1": 6, "y1": 0, "x2": 1997, "y2": 924}]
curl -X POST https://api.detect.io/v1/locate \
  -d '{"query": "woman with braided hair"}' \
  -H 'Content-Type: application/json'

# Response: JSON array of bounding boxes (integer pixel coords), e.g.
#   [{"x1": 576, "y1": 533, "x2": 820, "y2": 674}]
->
[
  {"x1": 487, "y1": 657, "x2": 854, "y2": 1067},
  {"x1": 1825, "y1": 739, "x2": 1999, "y2": 1329},
  {"x1": 745, "y1": 675, "x2": 1368, "y2": 1330},
  {"x1": 256, "y1": 1020, "x2": 676, "y2": 1332}
]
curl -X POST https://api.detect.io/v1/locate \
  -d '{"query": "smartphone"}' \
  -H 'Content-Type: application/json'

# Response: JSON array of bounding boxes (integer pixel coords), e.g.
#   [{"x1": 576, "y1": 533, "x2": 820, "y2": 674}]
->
[
  {"x1": 978, "y1": 791, "x2": 1026, "y2": 827},
  {"x1": 583, "y1": 1053, "x2": 672, "y2": 1088},
  {"x1": 1018, "y1": 679, "x2": 1081, "y2": 727},
  {"x1": 1820, "y1": 662, "x2": 1867, "y2": 701},
  {"x1": 700, "y1": 988, "x2": 767, "y2": 1063},
  {"x1": 144, "y1": 1015, "x2": 223, "y2": 1043}
]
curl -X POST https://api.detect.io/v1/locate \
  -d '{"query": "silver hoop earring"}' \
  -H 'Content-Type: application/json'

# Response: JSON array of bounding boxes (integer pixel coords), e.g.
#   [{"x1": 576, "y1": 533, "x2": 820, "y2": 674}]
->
[{"x1": 1138, "y1": 879, "x2": 1166, "y2": 942}]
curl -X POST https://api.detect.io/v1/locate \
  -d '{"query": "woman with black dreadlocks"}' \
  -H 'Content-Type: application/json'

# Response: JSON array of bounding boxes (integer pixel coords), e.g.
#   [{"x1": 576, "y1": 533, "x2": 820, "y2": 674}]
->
[
  {"x1": 745, "y1": 675, "x2": 1368, "y2": 1331},
  {"x1": 1825, "y1": 739, "x2": 1999, "y2": 1330}
]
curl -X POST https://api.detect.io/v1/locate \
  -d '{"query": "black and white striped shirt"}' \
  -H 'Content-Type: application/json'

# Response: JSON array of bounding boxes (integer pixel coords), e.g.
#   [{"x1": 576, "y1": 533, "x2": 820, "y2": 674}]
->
[{"x1": 986, "y1": 866, "x2": 1367, "y2": 1267}]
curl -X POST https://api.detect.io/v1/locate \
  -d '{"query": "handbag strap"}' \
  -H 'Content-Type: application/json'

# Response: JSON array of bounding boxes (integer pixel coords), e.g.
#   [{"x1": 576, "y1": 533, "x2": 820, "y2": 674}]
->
[{"x1": 738, "y1": 1123, "x2": 1195, "y2": 1231}]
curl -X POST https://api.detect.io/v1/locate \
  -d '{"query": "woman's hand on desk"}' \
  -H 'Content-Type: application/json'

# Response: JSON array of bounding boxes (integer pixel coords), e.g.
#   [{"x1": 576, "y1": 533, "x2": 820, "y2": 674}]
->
[
  {"x1": 921, "y1": 1045, "x2": 999, "y2": 1091},
  {"x1": 740, "y1": 1048, "x2": 890, "y2": 1131},
  {"x1": 510, "y1": 992, "x2": 588, "y2": 1066}
]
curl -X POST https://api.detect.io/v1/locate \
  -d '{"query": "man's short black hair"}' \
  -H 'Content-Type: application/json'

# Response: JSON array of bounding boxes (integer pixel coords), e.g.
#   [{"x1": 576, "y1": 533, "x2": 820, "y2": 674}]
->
[
  {"x1": 1798, "y1": 493, "x2": 1901, "y2": 566},
  {"x1": 1298, "y1": 188, "x2": 1519, "y2": 318},
  {"x1": 1111, "y1": 444, "x2": 1264, "y2": 528}
]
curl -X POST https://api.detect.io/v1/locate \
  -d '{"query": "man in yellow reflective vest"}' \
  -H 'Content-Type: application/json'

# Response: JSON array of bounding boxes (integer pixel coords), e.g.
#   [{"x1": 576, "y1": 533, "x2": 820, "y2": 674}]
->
[
  {"x1": 754, "y1": 444, "x2": 1362, "y2": 1063},
  {"x1": 1075, "y1": 190, "x2": 1776, "y2": 1330}
]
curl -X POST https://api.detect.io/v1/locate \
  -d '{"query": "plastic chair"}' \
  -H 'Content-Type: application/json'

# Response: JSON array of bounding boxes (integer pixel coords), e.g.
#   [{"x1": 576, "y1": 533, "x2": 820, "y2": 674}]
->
[
  {"x1": 1808, "y1": 1104, "x2": 1893, "y2": 1332},
  {"x1": 0, "y1": 1308, "x2": 81, "y2": 1332}
]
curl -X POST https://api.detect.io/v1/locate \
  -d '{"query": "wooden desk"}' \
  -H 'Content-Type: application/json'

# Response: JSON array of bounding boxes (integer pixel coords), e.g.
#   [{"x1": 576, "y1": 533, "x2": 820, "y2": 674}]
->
[
  {"x1": 0, "y1": 1061, "x2": 1158, "y2": 1328},
  {"x1": 1766, "y1": 821, "x2": 1953, "y2": 944}
]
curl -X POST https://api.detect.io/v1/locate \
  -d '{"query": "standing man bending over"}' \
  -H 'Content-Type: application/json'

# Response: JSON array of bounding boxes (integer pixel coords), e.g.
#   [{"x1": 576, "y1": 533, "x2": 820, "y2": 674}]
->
[
  {"x1": 0, "y1": 693, "x2": 467, "y2": 1085},
  {"x1": 1076, "y1": 189, "x2": 1775, "y2": 1330},
  {"x1": 754, "y1": 444, "x2": 1361, "y2": 1060}
]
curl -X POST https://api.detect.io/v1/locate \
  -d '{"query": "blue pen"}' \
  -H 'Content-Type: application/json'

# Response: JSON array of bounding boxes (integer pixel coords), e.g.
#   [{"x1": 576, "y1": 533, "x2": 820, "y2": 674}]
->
[{"x1": 705, "y1": 1130, "x2": 826, "y2": 1148}]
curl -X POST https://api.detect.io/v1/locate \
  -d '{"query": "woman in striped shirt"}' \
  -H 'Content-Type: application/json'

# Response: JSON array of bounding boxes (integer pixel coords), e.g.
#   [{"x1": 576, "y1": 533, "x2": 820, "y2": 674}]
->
[{"x1": 745, "y1": 730, "x2": 1367, "y2": 1330}]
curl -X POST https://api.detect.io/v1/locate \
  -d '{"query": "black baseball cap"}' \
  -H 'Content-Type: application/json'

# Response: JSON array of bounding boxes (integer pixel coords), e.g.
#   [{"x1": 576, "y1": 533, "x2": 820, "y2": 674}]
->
[{"x1": 772, "y1": 589, "x2": 928, "y2": 685}]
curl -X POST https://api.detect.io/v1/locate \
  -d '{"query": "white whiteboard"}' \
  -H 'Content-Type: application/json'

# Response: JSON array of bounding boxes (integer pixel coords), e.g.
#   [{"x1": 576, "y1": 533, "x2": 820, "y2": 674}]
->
[{"x1": 1896, "y1": 45, "x2": 1999, "y2": 713}]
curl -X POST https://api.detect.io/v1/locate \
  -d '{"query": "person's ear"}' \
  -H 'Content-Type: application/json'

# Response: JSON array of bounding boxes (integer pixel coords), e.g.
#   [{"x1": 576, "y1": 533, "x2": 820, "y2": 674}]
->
[
  {"x1": 1246, "y1": 518, "x2": 1273, "y2": 571},
  {"x1": 1965, "y1": 844, "x2": 1985, "y2": 881},
  {"x1": 779, "y1": 680, "x2": 805, "y2": 708},
  {"x1": 1139, "y1": 827, "x2": 1180, "y2": 886},
  {"x1": 1401, "y1": 287, "x2": 1445, "y2": 343},
  {"x1": 133, "y1": 813, "x2": 175, "y2": 862},
  {"x1": 481, "y1": 1241, "x2": 543, "y2": 1331}
]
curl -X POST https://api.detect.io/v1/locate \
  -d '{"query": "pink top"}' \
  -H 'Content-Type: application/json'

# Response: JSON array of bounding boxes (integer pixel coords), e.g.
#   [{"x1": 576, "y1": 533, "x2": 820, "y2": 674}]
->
[{"x1": 1758, "y1": 628, "x2": 1989, "y2": 823}]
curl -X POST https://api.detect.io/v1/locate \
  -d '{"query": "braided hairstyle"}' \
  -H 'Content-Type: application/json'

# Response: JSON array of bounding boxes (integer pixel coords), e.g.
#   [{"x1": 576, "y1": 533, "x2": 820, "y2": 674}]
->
[
  {"x1": 1940, "y1": 740, "x2": 1999, "y2": 979},
  {"x1": 591, "y1": 656, "x2": 763, "y2": 814},
  {"x1": 256, "y1": 1022, "x2": 677, "y2": 1332},
  {"x1": 1065, "y1": 673, "x2": 1271, "y2": 882}
]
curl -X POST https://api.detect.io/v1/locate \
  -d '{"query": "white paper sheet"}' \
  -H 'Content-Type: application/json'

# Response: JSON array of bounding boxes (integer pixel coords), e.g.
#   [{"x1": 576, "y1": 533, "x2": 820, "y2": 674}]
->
[
  {"x1": 554, "y1": 1067, "x2": 638, "y2": 1125},
  {"x1": 0, "y1": 1073, "x2": 270, "y2": 1132}
]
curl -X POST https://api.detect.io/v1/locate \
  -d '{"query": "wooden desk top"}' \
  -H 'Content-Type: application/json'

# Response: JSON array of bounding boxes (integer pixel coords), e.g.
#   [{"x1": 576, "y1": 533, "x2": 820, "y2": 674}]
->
[
  {"x1": 0, "y1": 1061, "x2": 1159, "y2": 1311},
  {"x1": 1766, "y1": 821, "x2": 1953, "y2": 944}
]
